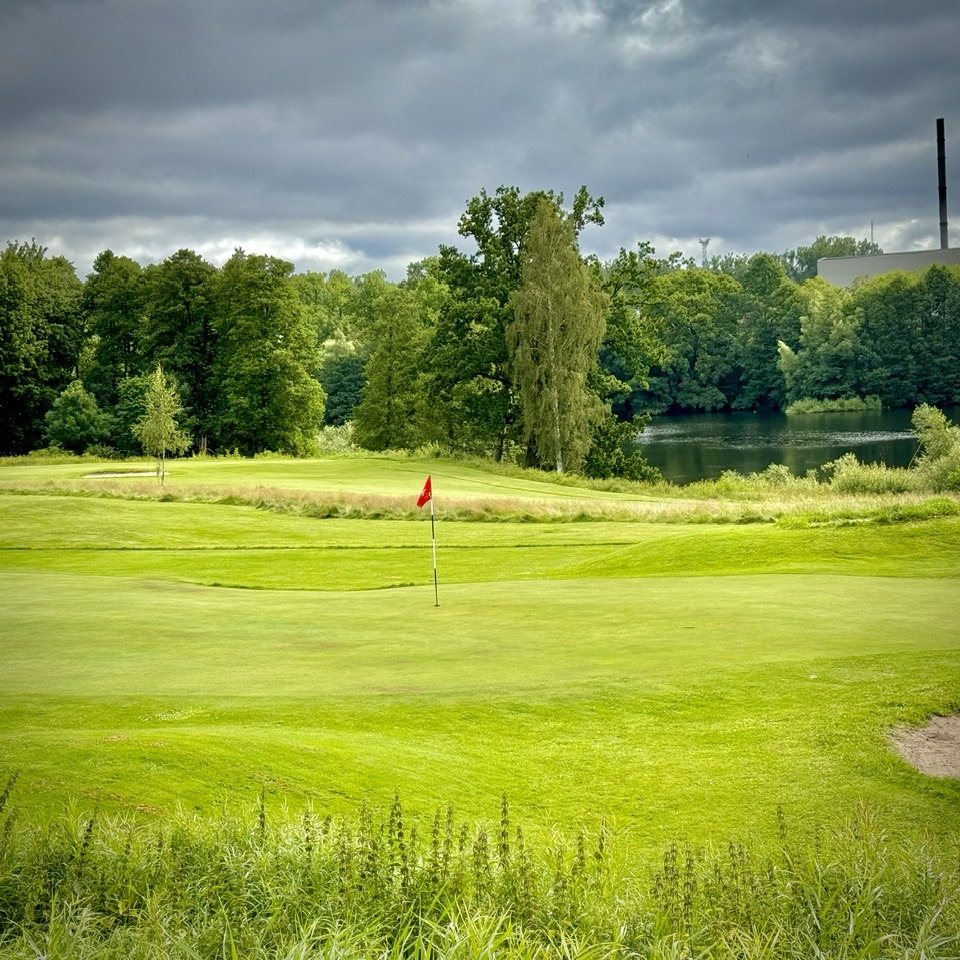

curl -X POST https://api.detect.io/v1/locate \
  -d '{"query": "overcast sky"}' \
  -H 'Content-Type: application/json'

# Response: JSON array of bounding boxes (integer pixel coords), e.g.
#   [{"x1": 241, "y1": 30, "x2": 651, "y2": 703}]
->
[{"x1": 2, "y1": 0, "x2": 958, "y2": 279}]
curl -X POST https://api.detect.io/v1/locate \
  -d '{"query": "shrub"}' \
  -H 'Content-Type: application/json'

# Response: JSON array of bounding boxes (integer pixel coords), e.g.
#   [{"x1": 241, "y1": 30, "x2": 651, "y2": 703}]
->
[
  {"x1": 584, "y1": 415, "x2": 662, "y2": 482},
  {"x1": 785, "y1": 395, "x2": 882, "y2": 415},
  {"x1": 316, "y1": 422, "x2": 358, "y2": 455},
  {"x1": 911, "y1": 404, "x2": 960, "y2": 492},
  {"x1": 82, "y1": 443, "x2": 122, "y2": 460},
  {"x1": 822, "y1": 452, "x2": 917, "y2": 494},
  {"x1": 42, "y1": 381, "x2": 113, "y2": 453}
]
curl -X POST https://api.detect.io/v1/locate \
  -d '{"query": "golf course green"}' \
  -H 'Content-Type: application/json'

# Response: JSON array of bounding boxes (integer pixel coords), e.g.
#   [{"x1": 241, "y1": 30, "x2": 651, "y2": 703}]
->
[{"x1": 2, "y1": 455, "x2": 959, "y2": 854}]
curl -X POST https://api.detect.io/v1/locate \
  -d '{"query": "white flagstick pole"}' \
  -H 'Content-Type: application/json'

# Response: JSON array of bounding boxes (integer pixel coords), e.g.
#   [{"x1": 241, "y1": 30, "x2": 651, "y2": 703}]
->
[{"x1": 429, "y1": 491, "x2": 439, "y2": 607}]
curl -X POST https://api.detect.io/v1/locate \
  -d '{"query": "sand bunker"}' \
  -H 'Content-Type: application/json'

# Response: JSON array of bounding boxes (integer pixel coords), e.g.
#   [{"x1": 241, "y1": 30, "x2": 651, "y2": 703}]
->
[
  {"x1": 891, "y1": 715, "x2": 960, "y2": 778},
  {"x1": 82, "y1": 471, "x2": 156, "y2": 478}
]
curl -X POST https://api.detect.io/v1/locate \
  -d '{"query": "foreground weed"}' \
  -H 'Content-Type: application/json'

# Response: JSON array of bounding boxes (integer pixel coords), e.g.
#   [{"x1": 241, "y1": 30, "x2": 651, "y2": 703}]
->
[{"x1": 0, "y1": 796, "x2": 957, "y2": 959}]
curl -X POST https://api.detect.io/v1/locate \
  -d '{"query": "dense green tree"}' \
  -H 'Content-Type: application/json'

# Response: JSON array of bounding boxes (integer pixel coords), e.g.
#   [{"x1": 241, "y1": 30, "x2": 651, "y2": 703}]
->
[
  {"x1": 583, "y1": 411, "x2": 661, "y2": 481},
  {"x1": 0, "y1": 242, "x2": 83, "y2": 453},
  {"x1": 643, "y1": 270, "x2": 743, "y2": 412},
  {"x1": 707, "y1": 252, "x2": 752, "y2": 282},
  {"x1": 915, "y1": 265, "x2": 960, "y2": 404},
  {"x1": 213, "y1": 250, "x2": 325, "y2": 455},
  {"x1": 290, "y1": 270, "x2": 362, "y2": 344},
  {"x1": 295, "y1": 270, "x2": 403, "y2": 430},
  {"x1": 733, "y1": 254, "x2": 802, "y2": 411},
  {"x1": 318, "y1": 344, "x2": 365, "y2": 426},
  {"x1": 596, "y1": 242, "x2": 669, "y2": 421},
  {"x1": 141, "y1": 250, "x2": 219, "y2": 452},
  {"x1": 429, "y1": 185, "x2": 604, "y2": 459},
  {"x1": 352, "y1": 286, "x2": 428, "y2": 451},
  {"x1": 780, "y1": 235, "x2": 883, "y2": 284},
  {"x1": 132, "y1": 365, "x2": 191, "y2": 484},
  {"x1": 507, "y1": 200, "x2": 609, "y2": 473},
  {"x1": 42, "y1": 380, "x2": 113, "y2": 452},
  {"x1": 777, "y1": 280, "x2": 861, "y2": 402},
  {"x1": 854, "y1": 272, "x2": 921, "y2": 407},
  {"x1": 346, "y1": 271, "x2": 392, "y2": 345},
  {"x1": 112, "y1": 372, "x2": 151, "y2": 456},
  {"x1": 0, "y1": 244, "x2": 50, "y2": 453},
  {"x1": 39, "y1": 253, "x2": 85, "y2": 385},
  {"x1": 82, "y1": 250, "x2": 145, "y2": 406}
]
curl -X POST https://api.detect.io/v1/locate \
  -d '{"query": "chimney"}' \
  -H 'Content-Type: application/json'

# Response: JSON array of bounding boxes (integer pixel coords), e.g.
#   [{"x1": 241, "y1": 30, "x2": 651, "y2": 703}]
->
[{"x1": 938, "y1": 118, "x2": 948, "y2": 249}]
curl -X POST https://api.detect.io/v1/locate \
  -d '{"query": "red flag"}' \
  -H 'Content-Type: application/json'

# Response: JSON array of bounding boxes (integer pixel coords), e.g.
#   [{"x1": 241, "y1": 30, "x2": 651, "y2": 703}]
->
[{"x1": 417, "y1": 475, "x2": 432, "y2": 508}]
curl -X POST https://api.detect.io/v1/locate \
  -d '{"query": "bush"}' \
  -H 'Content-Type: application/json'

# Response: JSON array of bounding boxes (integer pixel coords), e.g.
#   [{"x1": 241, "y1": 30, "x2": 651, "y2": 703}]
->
[
  {"x1": 785, "y1": 396, "x2": 882, "y2": 415},
  {"x1": 584, "y1": 415, "x2": 662, "y2": 482},
  {"x1": 42, "y1": 381, "x2": 113, "y2": 453},
  {"x1": 822, "y1": 452, "x2": 917, "y2": 494},
  {"x1": 82, "y1": 443, "x2": 122, "y2": 460},
  {"x1": 911, "y1": 404, "x2": 960, "y2": 492},
  {"x1": 316, "y1": 422, "x2": 358, "y2": 455}
]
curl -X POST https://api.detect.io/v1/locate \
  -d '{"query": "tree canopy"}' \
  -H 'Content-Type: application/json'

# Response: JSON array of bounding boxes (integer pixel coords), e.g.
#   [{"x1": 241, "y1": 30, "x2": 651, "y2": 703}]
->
[{"x1": 3, "y1": 210, "x2": 958, "y2": 474}]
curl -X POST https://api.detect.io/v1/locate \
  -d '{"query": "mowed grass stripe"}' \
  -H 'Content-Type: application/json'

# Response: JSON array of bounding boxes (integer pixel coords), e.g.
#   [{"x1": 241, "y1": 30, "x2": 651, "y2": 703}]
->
[
  {"x1": 3, "y1": 649, "x2": 959, "y2": 845},
  {"x1": 3, "y1": 516, "x2": 959, "y2": 589},
  {"x1": 3, "y1": 570, "x2": 958, "y2": 696}
]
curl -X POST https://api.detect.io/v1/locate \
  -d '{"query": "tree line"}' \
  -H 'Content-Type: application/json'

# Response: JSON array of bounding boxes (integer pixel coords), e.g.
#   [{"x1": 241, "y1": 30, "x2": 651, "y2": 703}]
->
[{"x1": 3, "y1": 187, "x2": 959, "y2": 474}]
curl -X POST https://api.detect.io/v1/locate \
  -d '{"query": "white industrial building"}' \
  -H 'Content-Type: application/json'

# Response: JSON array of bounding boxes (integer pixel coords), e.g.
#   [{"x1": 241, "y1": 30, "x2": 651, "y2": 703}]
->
[{"x1": 817, "y1": 247, "x2": 960, "y2": 287}]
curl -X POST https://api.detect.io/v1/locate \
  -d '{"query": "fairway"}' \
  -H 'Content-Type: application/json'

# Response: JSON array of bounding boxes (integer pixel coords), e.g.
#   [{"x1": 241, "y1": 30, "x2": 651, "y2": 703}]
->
[{"x1": 2, "y1": 457, "x2": 959, "y2": 853}]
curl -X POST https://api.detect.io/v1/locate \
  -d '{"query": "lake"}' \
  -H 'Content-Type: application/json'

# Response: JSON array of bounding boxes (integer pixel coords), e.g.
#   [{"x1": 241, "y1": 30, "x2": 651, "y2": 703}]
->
[{"x1": 638, "y1": 406, "x2": 960, "y2": 484}]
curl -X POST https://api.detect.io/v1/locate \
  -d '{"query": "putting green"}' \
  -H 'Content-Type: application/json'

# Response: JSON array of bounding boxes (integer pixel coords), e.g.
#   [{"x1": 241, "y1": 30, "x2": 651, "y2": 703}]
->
[{"x1": 3, "y1": 570, "x2": 958, "y2": 696}]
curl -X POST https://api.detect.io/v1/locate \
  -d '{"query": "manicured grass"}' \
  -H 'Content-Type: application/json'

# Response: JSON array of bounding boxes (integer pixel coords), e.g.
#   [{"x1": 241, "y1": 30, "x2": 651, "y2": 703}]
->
[
  {"x1": 0, "y1": 455, "x2": 658, "y2": 501},
  {"x1": 3, "y1": 495, "x2": 959, "y2": 589},
  {"x1": 1, "y1": 456, "x2": 959, "y2": 859}
]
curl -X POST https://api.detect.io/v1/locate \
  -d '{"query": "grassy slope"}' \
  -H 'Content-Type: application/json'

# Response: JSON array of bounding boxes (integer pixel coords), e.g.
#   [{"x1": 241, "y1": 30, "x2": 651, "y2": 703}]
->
[{"x1": 1, "y1": 457, "x2": 959, "y2": 854}]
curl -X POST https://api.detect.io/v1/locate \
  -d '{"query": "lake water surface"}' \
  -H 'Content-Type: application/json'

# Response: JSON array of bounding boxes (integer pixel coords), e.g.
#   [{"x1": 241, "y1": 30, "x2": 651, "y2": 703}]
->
[{"x1": 639, "y1": 406, "x2": 960, "y2": 484}]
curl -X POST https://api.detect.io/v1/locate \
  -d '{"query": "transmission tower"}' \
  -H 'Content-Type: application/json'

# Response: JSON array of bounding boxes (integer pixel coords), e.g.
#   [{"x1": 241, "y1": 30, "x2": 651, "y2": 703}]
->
[{"x1": 698, "y1": 238, "x2": 711, "y2": 269}]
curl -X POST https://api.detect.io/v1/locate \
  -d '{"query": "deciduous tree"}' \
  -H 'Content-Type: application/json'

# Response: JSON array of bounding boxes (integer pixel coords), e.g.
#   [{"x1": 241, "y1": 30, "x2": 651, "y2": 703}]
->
[
  {"x1": 213, "y1": 250, "x2": 325, "y2": 455},
  {"x1": 353, "y1": 286, "x2": 428, "y2": 451},
  {"x1": 82, "y1": 250, "x2": 145, "y2": 406},
  {"x1": 507, "y1": 200, "x2": 609, "y2": 473},
  {"x1": 429, "y1": 185, "x2": 604, "y2": 460},
  {"x1": 132, "y1": 365, "x2": 191, "y2": 484},
  {"x1": 0, "y1": 242, "x2": 83, "y2": 453},
  {"x1": 42, "y1": 380, "x2": 112, "y2": 453},
  {"x1": 141, "y1": 250, "x2": 219, "y2": 453}
]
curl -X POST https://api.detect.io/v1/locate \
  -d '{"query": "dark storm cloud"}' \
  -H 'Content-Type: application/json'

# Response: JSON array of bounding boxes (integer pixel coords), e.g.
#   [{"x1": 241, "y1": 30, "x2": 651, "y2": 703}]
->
[{"x1": 1, "y1": 0, "x2": 957, "y2": 276}]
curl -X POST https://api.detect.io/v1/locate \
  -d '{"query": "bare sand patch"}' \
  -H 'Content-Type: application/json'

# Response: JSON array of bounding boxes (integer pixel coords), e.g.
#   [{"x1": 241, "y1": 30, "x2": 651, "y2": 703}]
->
[
  {"x1": 891, "y1": 715, "x2": 960, "y2": 778},
  {"x1": 83, "y1": 471, "x2": 156, "y2": 478}
]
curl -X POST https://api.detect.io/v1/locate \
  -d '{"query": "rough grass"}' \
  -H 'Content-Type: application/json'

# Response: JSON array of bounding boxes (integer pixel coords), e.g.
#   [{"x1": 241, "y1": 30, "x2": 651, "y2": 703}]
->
[{"x1": 0, "y1": 791, "x2": 957, "y2": 960}]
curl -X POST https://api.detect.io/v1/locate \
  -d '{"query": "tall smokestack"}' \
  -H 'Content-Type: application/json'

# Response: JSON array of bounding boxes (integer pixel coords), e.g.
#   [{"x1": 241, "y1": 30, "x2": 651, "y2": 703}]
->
[{"x1": 938, "y1": 118, "x2": 948, "y2": 249}]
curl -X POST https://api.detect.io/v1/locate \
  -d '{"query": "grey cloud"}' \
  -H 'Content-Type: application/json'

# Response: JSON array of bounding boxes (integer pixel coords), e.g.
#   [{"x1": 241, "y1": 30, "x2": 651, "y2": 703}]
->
[{"x1": 1, "y1": 0, "x2": 958, "y2": 277}]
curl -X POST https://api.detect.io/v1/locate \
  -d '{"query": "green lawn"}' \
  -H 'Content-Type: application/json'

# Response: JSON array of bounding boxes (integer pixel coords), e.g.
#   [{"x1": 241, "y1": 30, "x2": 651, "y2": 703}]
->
[
  {"x1": 2, "y1": 457, "x2": 959, "y2": 855},
  {"x1": 0, "y1": 455, "x2": 657, "y2": 501}
]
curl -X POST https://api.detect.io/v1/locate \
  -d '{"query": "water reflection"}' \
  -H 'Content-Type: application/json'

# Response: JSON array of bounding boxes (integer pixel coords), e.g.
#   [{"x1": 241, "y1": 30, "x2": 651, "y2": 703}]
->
[{"x1": 639, "y1": 406, "x2": 960, "y2": 484}]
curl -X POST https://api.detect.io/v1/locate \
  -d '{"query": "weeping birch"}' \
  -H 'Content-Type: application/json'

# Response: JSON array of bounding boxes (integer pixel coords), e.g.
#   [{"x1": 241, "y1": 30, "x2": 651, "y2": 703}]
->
[{"x1": 507, "y1": 200, "x2": 608, "y2": 473}]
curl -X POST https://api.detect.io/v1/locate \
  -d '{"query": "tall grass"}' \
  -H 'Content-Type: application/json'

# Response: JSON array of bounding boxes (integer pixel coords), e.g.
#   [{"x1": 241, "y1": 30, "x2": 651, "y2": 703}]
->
[
  {"x1": 0, "y1": 785, "x2": 957, "y2": 959},
  {"x1": 3, "y1": 477, "x2": 959, "y2": 530}
]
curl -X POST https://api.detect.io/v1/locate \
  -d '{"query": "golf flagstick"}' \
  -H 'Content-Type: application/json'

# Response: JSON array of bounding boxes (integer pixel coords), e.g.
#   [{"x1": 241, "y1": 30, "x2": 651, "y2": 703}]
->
[{"x1": 417, "y1": 476, "x2": 438, "y2": 606}]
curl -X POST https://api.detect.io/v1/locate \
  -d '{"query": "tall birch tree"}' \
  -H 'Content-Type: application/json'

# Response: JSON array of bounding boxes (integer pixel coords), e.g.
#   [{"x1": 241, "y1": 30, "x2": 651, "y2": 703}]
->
[{"x1": 507, "y1": 200, "x2": 609, "y2": 473}]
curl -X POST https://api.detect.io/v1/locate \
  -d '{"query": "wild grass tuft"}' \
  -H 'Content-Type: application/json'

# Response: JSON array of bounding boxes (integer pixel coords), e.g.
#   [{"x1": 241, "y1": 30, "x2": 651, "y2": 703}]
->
[{"x1": 0, "y1": 795, "x2": 957, "y2": 959}]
